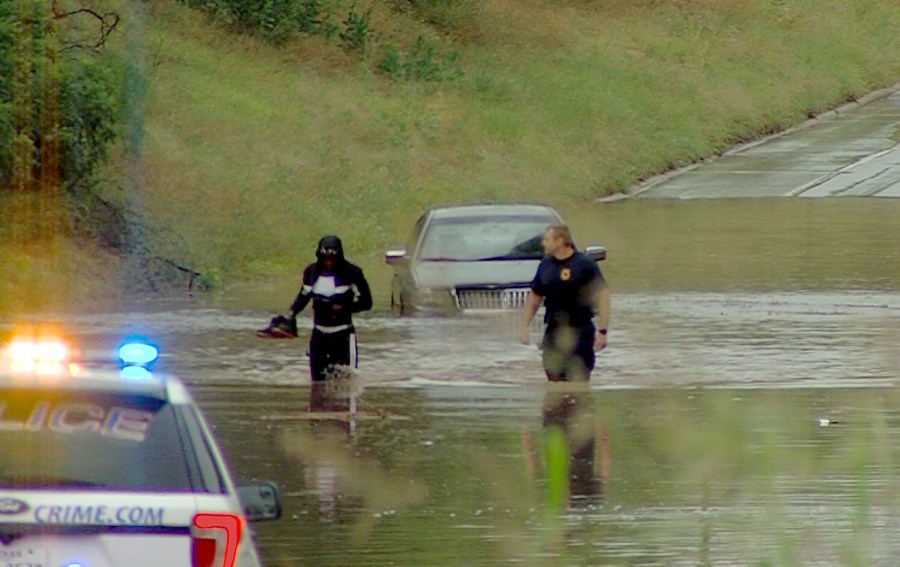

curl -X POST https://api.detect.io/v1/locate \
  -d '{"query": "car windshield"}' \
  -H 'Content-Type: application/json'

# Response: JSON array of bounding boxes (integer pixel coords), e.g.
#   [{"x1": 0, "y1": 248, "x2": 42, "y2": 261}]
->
[
  {"x1": 418, "y1": 215, "x2": 555, "y2": 261},
  {"x1": 0, "y1": 390, "x2": 196, "y2": 492}
]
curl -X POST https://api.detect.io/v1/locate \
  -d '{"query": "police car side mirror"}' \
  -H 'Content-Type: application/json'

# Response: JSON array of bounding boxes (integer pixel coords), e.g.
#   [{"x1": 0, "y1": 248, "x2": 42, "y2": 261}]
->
[
  {"x1": 584, "y1": 246, "x2": 606, "y2": 262},
  {"x1": 238, "y1": 481, "x2": 283, "y2": 522}
]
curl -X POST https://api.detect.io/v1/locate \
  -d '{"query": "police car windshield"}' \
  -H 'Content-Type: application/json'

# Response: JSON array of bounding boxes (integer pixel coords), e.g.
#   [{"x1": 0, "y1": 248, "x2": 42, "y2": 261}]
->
[
  {"x1": 419, "y1": 216, "x2": 553, "y2": 261},
  {"x1": 0, "y1": 390, "x2": 195, "y2": 492}
]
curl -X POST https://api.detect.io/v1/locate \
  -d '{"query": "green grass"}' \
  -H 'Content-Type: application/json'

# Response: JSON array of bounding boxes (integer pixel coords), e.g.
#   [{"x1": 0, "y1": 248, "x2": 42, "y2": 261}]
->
[
  {"x1": 3, "y1": 0, "x2": 899, "y2": 308},
  {"x1": 133, "y1": 0, "x2": 899, "y2": 280}
]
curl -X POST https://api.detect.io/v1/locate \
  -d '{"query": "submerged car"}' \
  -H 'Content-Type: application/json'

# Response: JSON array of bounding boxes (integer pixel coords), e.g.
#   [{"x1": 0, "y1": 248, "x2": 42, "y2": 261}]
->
[
  {"x1": 385, "y1": 203, "x2": 606, "y2": 316},
  {"x1": 0, "y1": 333, "x2": 281, "y2": 567}
]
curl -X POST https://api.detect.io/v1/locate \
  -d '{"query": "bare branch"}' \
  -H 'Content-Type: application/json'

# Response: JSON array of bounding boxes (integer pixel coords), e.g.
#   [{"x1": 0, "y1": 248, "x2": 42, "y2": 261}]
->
[{"x1": 50, "y1": 1, "x2": 120, "y2": 52}]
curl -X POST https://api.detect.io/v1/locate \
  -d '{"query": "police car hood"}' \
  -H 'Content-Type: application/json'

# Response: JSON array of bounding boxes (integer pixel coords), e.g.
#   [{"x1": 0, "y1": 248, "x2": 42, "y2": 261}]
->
[{"x1": 413, "y1": 259, "x2": 540, "y2": 289}]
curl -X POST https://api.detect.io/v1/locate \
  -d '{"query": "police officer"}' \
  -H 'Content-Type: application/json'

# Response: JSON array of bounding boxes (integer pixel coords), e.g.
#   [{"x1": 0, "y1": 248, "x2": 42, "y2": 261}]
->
[
  {"x1": 519, "y1": 224, "x2": 610, "y2": 381},
  {"x1": 288, "y1": 235, "x2": 373, "y2": 381}
]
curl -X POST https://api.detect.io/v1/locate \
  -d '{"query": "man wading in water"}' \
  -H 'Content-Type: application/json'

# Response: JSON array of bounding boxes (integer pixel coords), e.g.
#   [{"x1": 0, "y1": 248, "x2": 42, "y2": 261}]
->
[
  {"x1": 288, "y1": 235, "x2": 373, "y2": 382},
  {"x1": 519, "y1": 224, "x2": 610, "y2": 382}
]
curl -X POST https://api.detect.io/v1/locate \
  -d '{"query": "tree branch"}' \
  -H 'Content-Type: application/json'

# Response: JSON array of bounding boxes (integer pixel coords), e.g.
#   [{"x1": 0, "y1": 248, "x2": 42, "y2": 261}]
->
[{"x1": 51, "y1": 1, "x2": 120, "y2": 52}]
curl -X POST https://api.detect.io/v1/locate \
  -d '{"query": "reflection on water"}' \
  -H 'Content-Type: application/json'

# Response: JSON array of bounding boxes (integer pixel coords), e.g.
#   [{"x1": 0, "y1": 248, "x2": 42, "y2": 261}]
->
[
  {"x1": 5, "y1": 198, "x2": 900, "y2": 565},
  {"x1": 524, "y1": 386, "x2": 610, "y2": 510},
  {"x1": 195, "y1": 383, "x2": 900, "y2": 566}
]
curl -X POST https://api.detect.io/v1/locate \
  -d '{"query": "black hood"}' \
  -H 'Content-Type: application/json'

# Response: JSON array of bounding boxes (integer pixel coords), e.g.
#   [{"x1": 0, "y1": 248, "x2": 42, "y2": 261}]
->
[{"x1": 315, "y1": 235, "x2": 345, "y2": 264}]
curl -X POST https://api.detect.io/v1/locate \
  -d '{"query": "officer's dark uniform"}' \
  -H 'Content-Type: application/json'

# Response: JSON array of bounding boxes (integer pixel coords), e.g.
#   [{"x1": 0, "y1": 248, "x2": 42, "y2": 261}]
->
[
  {"x1": 289, "y1": 235, "x2": 372, "y2": 381},
  {"x1": 530, "y1": 251, "x2": 606, "y2": 381}
]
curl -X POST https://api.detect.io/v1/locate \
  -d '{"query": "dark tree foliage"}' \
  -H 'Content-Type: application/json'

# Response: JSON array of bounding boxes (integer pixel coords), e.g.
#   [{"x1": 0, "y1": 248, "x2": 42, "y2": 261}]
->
[
  {"x1": 58, "y1": 59, "x2": 121, "y2": 194},
  {"x1": 0, "y1": 5, "x2": 14, "y2": 184},
  {"x1": 0, "y1": 0, "x2": 122, "y2": 194}
]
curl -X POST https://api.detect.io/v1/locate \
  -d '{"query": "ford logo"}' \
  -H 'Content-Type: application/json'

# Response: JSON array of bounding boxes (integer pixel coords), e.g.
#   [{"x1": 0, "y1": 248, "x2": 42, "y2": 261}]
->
[{"x1": 0, "y1": 498, "x2": 29, "y2": 515}]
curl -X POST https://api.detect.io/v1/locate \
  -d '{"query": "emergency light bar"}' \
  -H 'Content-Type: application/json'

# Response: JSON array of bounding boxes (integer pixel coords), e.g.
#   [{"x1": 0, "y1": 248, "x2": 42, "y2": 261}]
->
[
  {"x1": 118, "y1": 340, "x2": 160, "y2": 368},
  {"x1": 116, "y1": 339, "x2": 160, "y2": 382},
  {"x1": 6, "y1": 337, "x2": 69, "y2": 376},
  {"x1": 3, "y1": 334, "x2": 162, "y2": 382}
]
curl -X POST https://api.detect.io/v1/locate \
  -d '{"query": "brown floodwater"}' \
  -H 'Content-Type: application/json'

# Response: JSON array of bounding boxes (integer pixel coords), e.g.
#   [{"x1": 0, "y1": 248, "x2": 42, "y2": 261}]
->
[{"x1": 45, "y1": 197, "x2": 900, "y2": 565}]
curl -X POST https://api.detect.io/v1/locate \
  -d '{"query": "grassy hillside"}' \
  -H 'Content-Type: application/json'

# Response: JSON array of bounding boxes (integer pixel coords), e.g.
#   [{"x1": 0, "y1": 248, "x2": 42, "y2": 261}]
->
[{"x1": 4, "y1": 0, "x2": 900, "y2": 313}]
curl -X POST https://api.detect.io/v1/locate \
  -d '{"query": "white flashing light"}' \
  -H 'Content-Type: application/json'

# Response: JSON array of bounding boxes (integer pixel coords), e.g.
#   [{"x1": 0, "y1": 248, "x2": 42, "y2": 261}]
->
[
  {"x1": 118, "y1": 341, "x2": 159, "y2": 368},
  {"x1": 7, "y1": 338, "x2": 69, "y2": 376}
]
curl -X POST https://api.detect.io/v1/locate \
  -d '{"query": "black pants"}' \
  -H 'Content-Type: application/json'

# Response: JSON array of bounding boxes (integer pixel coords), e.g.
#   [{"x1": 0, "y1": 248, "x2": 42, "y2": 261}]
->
[
  {"x1": 309, "y1": 328, "x2": 357, "y2": 382},
  {"x1": 541, "y1": 323, "x2": 596, "y2": 382}
]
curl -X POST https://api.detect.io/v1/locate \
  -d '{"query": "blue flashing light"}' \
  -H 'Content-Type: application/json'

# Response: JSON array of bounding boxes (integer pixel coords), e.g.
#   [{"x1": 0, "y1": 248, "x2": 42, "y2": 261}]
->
[
  {"x1": 120, "y1": 365, "x2": 154, "y2": 381},
  {"x1": 117, "y1": 339, "x2": 160, "y2": 368},
  {"x1": 63, "y1": 563, "x2": 84, "y2": 567}
]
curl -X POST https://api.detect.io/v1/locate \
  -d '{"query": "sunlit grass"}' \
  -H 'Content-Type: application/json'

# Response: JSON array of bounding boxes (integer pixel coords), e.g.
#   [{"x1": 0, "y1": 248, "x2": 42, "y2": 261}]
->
[
  {"x1": 122, "y1": 0, "x2": 900, "y2": 289},
  {"x1": 0, "y1": 231, "x2": 126, "y2": 316}
]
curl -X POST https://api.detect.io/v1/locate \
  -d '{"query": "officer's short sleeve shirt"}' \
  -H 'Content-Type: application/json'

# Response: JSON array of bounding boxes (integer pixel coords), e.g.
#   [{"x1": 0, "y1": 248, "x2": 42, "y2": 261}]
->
[{"x1": 530, "y1": 252, "x2": 605, "y2": 326}]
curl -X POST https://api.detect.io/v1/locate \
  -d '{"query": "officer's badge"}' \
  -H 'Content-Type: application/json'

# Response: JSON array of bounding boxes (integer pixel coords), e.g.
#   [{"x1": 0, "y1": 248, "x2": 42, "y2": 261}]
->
[{"x1": 560, "y1": 267, "x2": 571, "y2": 281}]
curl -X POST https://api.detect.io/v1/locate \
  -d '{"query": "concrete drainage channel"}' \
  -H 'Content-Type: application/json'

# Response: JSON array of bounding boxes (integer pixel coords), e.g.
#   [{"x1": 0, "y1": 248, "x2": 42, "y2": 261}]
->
[{"x1": 612, "y1": 82, "x2": 900, "y2": 200}]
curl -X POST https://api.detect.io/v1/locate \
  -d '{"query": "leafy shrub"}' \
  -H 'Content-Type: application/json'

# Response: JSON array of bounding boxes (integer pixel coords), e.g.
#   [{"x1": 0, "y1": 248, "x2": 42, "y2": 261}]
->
[
  {"x1": 59, "y1": 61, "x2": 121, "y2": 195},
  {"x1": 180, "y1": 0, "x2": 332, "y2": 42},
  {"x1": 179, "y1": 0, "x2": 463, "y2": 80},
  {"x1": 378, "y1": 36, "x2": 462, "y2": 82},
  {"x1": 339, "y1": 5, "x2": 371, "y2": 52}
]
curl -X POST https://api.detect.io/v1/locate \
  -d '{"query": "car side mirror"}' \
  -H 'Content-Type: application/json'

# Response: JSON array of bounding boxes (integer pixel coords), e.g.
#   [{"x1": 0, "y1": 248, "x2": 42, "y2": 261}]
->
[
  {"x1": 385, "y1": 244, "x2": 408, "y2": 264},
  {"x1": 584, "y1": 246, "x2": 607, "y2": 262},
  {"x1": 238, "y1": 482, "x2": 282, "y2": 522}
]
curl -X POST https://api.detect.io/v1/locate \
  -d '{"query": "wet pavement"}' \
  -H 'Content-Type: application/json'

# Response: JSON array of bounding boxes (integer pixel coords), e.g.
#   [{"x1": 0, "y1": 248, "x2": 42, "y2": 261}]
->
[{"x1": 635, "y1": 85, "x2": 900, "y2": 199}]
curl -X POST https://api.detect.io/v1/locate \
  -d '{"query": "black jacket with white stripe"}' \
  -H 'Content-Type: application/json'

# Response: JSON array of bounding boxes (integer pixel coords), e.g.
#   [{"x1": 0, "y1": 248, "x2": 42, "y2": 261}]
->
[{"x1": 289, "y1": 236, "x2": 373, "y2": 330}]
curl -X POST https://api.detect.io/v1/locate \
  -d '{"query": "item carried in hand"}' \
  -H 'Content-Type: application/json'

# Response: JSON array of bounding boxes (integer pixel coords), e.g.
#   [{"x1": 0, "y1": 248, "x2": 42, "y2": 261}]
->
[{"x1": 256, "y1": 314, "x2": 298, "y2": 338}]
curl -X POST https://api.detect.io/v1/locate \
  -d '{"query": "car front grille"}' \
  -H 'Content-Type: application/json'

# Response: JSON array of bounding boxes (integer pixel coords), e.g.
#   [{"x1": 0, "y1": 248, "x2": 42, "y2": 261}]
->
[
  {"x1": 454, "y1": 287, "x2": 546, "y2": 341},
  {"x1": 455, "y1": 287, "x2": 531, "y2": 310}
]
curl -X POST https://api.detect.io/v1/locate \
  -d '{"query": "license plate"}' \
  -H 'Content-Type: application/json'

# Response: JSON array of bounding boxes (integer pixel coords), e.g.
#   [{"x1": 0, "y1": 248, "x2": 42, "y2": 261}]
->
[{"x1": 0, "y1": 548, "x2": 46, "y2": 567}]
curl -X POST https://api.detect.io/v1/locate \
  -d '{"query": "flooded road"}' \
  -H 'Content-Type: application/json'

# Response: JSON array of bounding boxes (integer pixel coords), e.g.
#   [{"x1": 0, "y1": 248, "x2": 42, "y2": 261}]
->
[{"x1": 49, "y1": 197, "x2": 900, "y2": 565}]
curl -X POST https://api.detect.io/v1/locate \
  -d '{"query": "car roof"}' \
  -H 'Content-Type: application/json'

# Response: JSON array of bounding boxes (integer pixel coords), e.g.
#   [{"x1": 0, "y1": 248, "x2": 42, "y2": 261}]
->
[
  {"x1": 427, "y1": 203, "x2": 562, "y2": 221},
  {"x1": 0, "y1": 368, "x2": 192, "y2": 403}
]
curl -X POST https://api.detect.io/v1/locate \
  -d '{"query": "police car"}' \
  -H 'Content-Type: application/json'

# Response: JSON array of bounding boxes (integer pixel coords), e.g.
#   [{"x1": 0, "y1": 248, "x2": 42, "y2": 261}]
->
[{"x1": 0, "y1": 333, "x2": 281, "y2": 567}]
